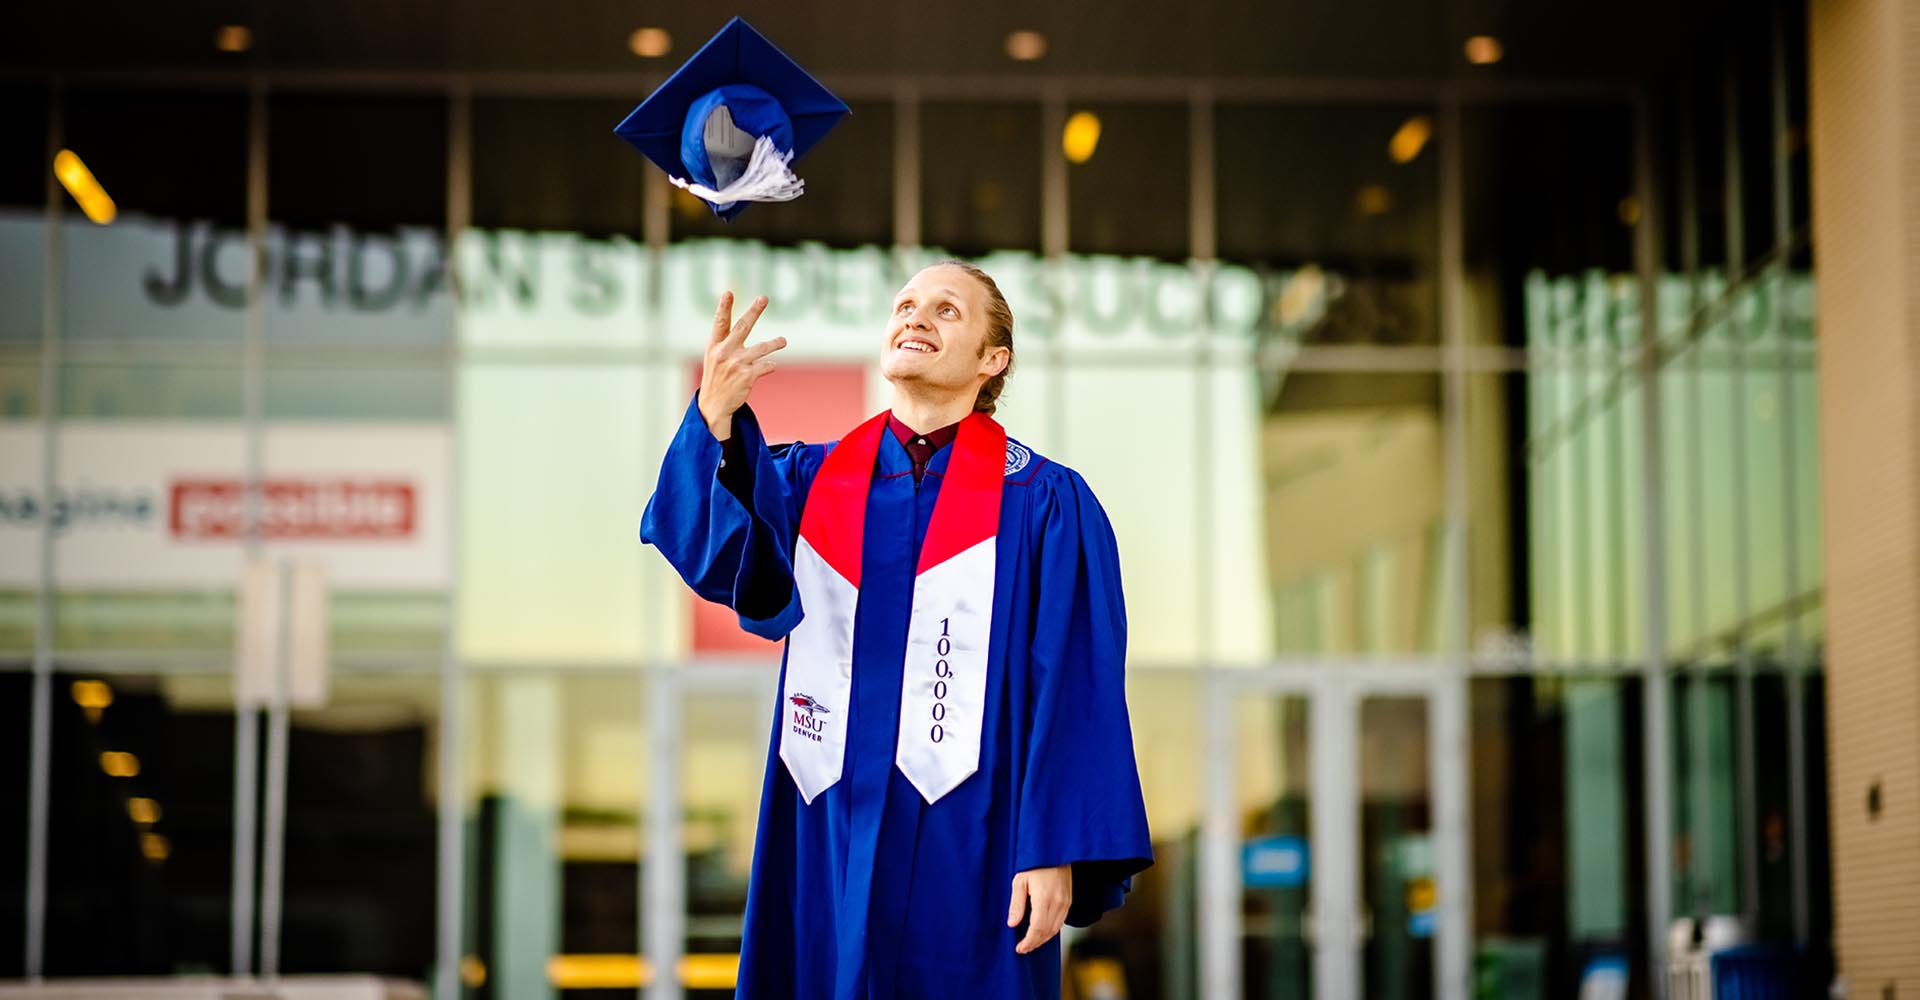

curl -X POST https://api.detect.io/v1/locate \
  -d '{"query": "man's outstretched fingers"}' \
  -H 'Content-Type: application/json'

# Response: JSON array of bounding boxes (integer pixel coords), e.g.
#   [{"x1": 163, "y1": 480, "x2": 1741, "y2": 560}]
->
[
  {"x1": 730, "y1": 295, "x2": 769, "y2": 344},
  {"x1": 710, "y1": 292, "x2": 734, "y2": 344},
  {"x1": 1006, "y1": 872, "x2": 1029, "y2": 929},
  {"x1": 746, "y1": 336, "x2": 788, "y2": 362}
]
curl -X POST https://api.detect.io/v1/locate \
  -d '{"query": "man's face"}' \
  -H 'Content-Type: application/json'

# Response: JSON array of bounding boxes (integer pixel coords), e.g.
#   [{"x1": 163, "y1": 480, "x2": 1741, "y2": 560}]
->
[{"x1": 880, "y1": 265, "x2": 1008, "y2": 393}]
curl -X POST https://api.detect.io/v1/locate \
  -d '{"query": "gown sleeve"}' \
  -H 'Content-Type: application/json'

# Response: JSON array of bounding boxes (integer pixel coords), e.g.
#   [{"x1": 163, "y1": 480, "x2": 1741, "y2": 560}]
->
[
  {"x1": 639, "y1": 394, "x2": 822, "y2": 640},
  {"x1": 1015, "y1": 467, "x2": 1155, "y2": 927}
]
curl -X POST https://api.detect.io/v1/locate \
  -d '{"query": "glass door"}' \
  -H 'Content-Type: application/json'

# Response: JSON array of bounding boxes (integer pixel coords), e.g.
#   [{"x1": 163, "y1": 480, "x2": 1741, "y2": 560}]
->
[{"x1": 1206, "y1": 666, "x2": 1465, "y2": 1000}]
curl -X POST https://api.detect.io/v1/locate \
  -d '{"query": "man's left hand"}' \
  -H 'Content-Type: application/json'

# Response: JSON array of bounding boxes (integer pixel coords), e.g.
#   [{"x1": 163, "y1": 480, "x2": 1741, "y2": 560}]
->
[{"x1": 1007, "y1": 864, "x2": 1073, "y2": 955}]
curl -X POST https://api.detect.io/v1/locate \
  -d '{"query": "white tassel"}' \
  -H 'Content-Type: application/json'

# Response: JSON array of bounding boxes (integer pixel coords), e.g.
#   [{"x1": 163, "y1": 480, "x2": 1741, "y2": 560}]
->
[{"x1": 672, "y1": 135, "x2": 806, "y2": 211}]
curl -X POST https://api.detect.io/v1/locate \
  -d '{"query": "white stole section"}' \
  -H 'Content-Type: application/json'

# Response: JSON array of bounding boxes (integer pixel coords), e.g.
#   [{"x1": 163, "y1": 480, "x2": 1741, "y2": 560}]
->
[
  {"x1": 780, "y1": 538, "x2": 858, "y2": 804},
  {"x1": 895, "y1": 537, "x2": 997, "y2": 803}
]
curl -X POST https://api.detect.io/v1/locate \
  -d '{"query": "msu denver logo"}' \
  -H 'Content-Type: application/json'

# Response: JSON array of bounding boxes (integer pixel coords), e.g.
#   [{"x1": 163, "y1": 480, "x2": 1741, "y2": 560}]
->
[
  {"x1": 789, "y1": 693, "x2": 830, "y2": 743},
  {"x1": 1004, "y1": 440, "x2": 1032, "y2": 477}
]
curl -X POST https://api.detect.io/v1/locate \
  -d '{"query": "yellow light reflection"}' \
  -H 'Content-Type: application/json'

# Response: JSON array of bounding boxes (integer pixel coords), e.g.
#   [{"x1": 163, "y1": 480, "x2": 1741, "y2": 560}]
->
[
  {"x1": 1062, "y1": 111, "x2": 1102, "y2": 165},
  {"x1": 543, "y1": 954, "x2": 740, "y2": 991},
  {"x1": 1356, "y1": 184, "x2": 1392, "y2": 215},
  {"x1": 459, "y1": 955, "x2": 486, "y2": 988},
  {"x1": 678, "y1": 953, "x2": 741, "y2": 990},
  {"x1": 548, "y1": 954, "x2": 646, "y2": 990},
  {"x1": 1004, "y1": 30, "x2": 1047, "y2": 62},
  {"x1": 127, "y1": 797, "x2": 162, "y2": 825},
  {"x1": 100, "y1": 751, "x2": 140, "y2": 777},
  {"x1": 1389, "y1": 116, "x2": 1431, "y2": 165},
  {"x1": 141, "y1": 832, "x2": 170, "y2": 862},
  {"x1": 53, "y1": 150, "x2": 117, "y2": 225},
  {"x1": 629, "y1": 28, "x2": 672, "y2": 58},
  {"x1": 72, "y1": 680, "x2": 113, "y2": 710},
  {"x1": 1464, "y1": 35, "x2": 1503, "y2": 65},
  {"x1": 215, "y1": 25, "x2": 252, "y2": 53},
  {"x1": 1618, "y1": 195, "x2": 1643, "y2": 226}
]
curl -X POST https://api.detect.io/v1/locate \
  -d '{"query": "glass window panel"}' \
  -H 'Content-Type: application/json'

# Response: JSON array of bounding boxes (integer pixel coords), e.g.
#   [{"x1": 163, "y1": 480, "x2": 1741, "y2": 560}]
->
[
  {"x1": 270, "y1": 95, "x2": 447, "y2": 232},
  {"x1": 473, "y1": 97, "x2": 651, "y2": 238},
  {"x1": 44, "y1": 670, "x2": 236, "y2": 975},
  {"x1": 1359, "y1": 694, "x2": 1433, "y2": 1000},
  {"x1": 60, "y1": 90, "x2": 248, "y2": 348},
  {"x1": 1060, "y1": 366, "x2": 1201, "y2": 663},
  {"x1": 1260, "y1": 372, "x2": 1452, "y2": 656},
  {"x1": 59, "y1": 362, "x2": 244, "y2": 419},
  {"x1": 1469, "y1": 676, "x2": 1647, "y2": 995},
  {"x1": 465, "y1": 671, "x2": 646, "y2": 995},
  {"x1": 0, "y1": 85, "x2": 45, "y2": 348},
  {"x1": 1463, "y1": 105, "x2": 1634, "y2": 348},
  {"x1": 670, "y1": 101, "x2": 891, "y2": 250},
  {"x1": 1068, "y1": 104, "x2": 1188, "y2": 262},
  {"x1": 1237, "y1": 692, "x2": 1312, "y2": 1000},
  {"x1": 265, "y1": 362, "x2": 452, "y2": 421},
  {"x1": 1477, "y1": 359, "x2": 1645, "y2": 668},
  {"x1": 0, "y1": 669, "x2": 29, "y2": 977},
  {"x1": 279, "y1": 671, "x2": 442, "y2": 976},
  {"x1": 1219, "y1": 105, "x2": 1439, "y2": 347},
  {"x1": 920, "y1": 102, "x2": 1042, "y2": 256},
  {"x1": 682, "y1": 677, "x2": 777, "y2": 983},
  {"x1": 459, "y1": 365, "x2": 646, "y2": 664}
]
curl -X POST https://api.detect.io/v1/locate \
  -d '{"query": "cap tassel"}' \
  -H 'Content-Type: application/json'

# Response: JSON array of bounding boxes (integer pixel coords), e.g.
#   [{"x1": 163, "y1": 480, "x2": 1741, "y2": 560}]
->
[{"x1": 672, "y1": 135, "x2": 806, "y2": 211}]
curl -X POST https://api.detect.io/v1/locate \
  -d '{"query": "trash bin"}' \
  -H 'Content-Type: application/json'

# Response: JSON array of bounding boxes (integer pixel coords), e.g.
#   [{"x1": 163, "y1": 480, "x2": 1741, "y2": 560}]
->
[{"x1": 1710, "y1": 946, "x2": 1803, "y2": 1000}]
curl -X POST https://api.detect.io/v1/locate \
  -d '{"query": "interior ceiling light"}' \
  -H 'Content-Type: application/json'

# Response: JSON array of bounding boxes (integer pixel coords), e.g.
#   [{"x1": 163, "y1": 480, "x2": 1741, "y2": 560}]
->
[
  {"x1": 1062, "y1": 111, "x2": 1101, "y2": 165},
  {"x1": 629, "y1": 28, "x2": 672, "y2": 59},
  {"x1": 215, "y1": 25, "x2": 252, "y2": 53},
  {"x1": 1389, "y1": 116, "x2": 1431, "y2": 164},
  {"x1": 53, "y1": 150, "x2": 116, "y2": 225},
  {"x1": 1005, "y1": 30, "x2": 1047, "y2": 62},
  {"x1": 1464, "y1": 35, "x2": 1503, "y2": 65}
]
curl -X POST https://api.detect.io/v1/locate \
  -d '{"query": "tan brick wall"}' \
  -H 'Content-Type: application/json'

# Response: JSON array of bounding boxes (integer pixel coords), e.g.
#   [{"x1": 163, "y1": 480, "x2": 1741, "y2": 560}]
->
[{"x1": 1810, "y1": 0, "x2": 1920, "y2": 991}]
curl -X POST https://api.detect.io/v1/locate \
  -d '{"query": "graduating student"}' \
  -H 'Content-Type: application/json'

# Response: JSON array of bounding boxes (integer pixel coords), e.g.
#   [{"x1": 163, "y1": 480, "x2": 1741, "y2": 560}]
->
[{"x1": 642, "y1": 260, "x2": 1152, "y2": 1000}]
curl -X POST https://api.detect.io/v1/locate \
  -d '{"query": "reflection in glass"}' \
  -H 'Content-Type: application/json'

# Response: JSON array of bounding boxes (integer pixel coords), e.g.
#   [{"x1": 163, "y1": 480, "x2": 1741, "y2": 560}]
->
[
  {"x1": 465, "y1": 672, "x2": 645, "y2": 998},
  {"x1": 0, "y1": 670, "x2": 30, "y2": 976},
  {"x1": 473, "y1": 98, "x2": 652, "y2": 238},
  {"x1": 1068, "y1": 105, "x2": 1188, "y2": 261},
  {"x1": 44, "y1": 671, "x2": 236, "y2": 975},
  {"x1": 1470, "y1": 676, "x2": 1646, "y2": 996},
  {"x1": 279, "y1": 672, "x2": 440, "y2": 976},
  {"x1": 682, "y1": 680, "x2": 775, "y2": 980},
  {"x1": 1359, "y1": 695, "x2": 1432, "y2": 1000},
  {"x1": 1262, "y1": 373, "x2": 1451, "y2": 654},
  {"x1": 921, "y1": 103, "x2": 1041, "y2": 256},
  {"x1": 1237, "y1": 694, "x2": 1311, "y2": 1000},
  {"x1": 1219, "y1": 105, "x2": 1439, "y2": 347},
  {"x1": 1461, "y1": 105, "x2": 1634, "y2": 348}
]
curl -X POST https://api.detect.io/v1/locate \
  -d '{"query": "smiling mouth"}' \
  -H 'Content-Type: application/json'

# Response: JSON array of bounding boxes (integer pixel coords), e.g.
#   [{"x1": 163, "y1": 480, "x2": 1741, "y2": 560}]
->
[{"x1": 897, "y1": 338, "x2": 937, "y2": 354}]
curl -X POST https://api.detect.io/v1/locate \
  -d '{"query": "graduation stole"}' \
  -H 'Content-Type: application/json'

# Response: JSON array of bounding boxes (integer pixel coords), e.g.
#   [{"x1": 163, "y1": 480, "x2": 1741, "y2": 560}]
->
[{"x1": 780, "y1": 410, "x2": 1005, "y2": 806}]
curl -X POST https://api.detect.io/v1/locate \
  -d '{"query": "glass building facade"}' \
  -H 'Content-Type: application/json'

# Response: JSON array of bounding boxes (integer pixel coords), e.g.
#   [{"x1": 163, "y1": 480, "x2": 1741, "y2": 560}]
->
[{"x1": 0, "y1": 3, "x2": 1826, "y2": 998}]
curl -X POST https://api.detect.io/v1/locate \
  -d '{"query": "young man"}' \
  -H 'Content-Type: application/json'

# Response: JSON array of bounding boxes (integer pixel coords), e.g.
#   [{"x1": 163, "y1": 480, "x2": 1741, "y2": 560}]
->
[{"x1": 642, "y1": 261, "x2": 1151, "y2": 1000}]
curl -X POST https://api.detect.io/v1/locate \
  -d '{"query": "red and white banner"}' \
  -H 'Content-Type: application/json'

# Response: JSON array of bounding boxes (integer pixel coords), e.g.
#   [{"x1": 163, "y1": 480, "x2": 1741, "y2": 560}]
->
[{"x1": 0, "y1": 422, "x2": 450, "y2": 588}]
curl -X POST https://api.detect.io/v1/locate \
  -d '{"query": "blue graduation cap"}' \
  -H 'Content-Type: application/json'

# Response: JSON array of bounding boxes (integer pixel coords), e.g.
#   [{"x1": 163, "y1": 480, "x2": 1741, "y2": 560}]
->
[{"x1": 614, "y1": 17, "x2": 850, "y2": 220}]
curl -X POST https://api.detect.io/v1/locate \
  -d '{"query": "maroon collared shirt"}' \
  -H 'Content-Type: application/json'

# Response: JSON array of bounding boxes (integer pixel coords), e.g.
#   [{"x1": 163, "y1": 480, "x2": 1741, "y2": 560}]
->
[{"x1": 888, "y1": 413, "x2": 961, "y2": 484}]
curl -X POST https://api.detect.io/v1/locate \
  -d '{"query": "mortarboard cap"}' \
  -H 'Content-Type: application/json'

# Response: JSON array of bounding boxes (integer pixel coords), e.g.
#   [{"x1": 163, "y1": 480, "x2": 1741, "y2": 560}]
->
[{"x1": 613, "y1": 17, "x2": 850, "y2": 220}]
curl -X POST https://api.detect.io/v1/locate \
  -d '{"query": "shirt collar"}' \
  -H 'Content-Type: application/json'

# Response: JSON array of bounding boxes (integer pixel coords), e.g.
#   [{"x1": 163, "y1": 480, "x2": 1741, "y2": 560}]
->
[{"x1": 887, "y1": 412, "x2": 962, "y2": 453}]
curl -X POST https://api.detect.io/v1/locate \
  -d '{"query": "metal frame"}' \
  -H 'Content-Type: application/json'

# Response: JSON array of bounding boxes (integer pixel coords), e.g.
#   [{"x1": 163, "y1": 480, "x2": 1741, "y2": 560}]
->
[{"x1": 4, "y1": 45, "x2": 1820, "y2": 1000}]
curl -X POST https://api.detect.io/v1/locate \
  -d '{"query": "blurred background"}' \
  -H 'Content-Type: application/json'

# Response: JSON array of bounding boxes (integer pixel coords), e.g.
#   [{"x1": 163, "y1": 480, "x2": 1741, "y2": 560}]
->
[{"x1": 7, "y1": 0, "x2": 1919, "y2": 997}]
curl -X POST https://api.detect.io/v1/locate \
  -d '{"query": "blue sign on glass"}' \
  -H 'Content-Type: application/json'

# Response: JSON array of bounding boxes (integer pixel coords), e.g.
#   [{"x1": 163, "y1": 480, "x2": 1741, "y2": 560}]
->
[{"x1": 1242, "y1": 835, "x2": 1309, "y2": 888}]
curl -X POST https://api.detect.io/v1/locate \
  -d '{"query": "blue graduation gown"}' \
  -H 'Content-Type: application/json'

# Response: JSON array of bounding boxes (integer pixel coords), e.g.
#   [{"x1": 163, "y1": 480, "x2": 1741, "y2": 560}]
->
[{"x1": 641, "y1": 398, "x2": 1153, "y2": 1000}]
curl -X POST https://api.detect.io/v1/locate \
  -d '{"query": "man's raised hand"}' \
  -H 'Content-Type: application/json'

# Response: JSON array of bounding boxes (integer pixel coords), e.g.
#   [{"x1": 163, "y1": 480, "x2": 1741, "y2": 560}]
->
[{"x1": 698, "y1": 292, "x2": 787, "y2": 441}]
